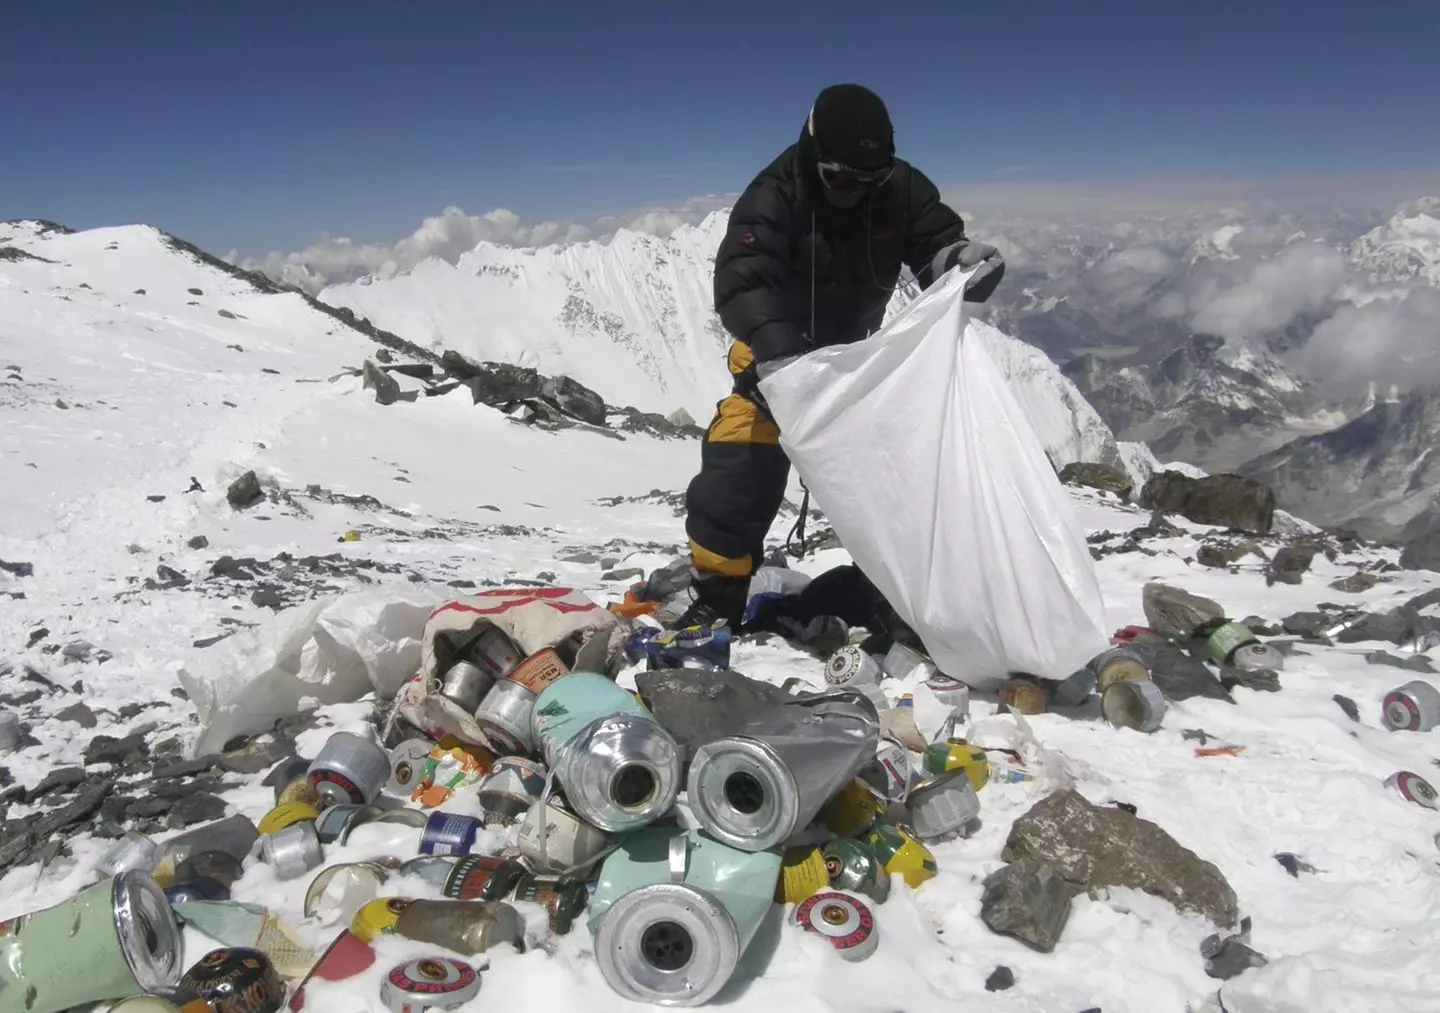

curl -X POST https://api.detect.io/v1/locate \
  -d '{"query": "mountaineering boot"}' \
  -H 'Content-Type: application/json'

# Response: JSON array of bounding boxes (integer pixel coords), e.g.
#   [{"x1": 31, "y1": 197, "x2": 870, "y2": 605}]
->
[{"x1": 672, "y1": 572, "x2": 750, "y2": 631}]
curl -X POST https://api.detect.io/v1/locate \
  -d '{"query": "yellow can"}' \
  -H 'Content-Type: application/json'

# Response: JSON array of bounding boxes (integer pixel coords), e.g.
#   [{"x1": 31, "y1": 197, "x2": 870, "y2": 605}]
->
[
  {"x1": 865, "y1": 823, "x2": 938, "y2": 890},
  {"x1": 921, "y1": 739, "x2": 990, "y2": 792},
  {"x1": 276, "y1": 774, "x2": 321, "y2": 808},
  {"x1": 257, "y1": 802, "x2": 321, "y2": 836},
  {"x1": 350, "y1": 896, "x2": 412, "y2": 943},
  {"x1": 774, "y1": 845, "x2": 829, "y2": 904},
  {"x1": 820, "y1": 779, "x2": 886, "y2": 837}
]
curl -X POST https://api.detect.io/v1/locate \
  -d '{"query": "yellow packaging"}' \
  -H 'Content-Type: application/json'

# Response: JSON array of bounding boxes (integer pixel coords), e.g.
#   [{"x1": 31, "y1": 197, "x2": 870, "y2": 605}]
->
[
  {"x1": 774, "y1": 846, "x2": 829, "y2": 904},
  {"x1": 865, "y1": 823, "x2": 938, "y2": 890},
  {"x1": 257, "y1": 802, "x2": 321, "y2": 836},
  {"x1": 350, "y1": 897, "x2": 412, "y2": 943}
]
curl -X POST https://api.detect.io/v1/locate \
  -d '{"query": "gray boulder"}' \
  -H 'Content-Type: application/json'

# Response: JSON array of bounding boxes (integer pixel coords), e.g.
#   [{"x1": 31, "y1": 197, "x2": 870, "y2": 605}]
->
[
  {"x1": 361, "y1": 359, "x2": 402, "y2": 406},
  {"x1": 1142, "y1": 582, "x2": 1226, "y2": 639},
  {"x1": 1140, "y1": 471, "x2": 1276, "y2": 534},
  {"x1": 1400, "y1": 530, "x2": 1440, "y2": 572},
  {"x1": 1059, "y1": 462, "x2": 1134, "y2": 500},
  {"x1": 979, "y1": 857, "x2": 1076, "y2": 953},
  {"x1": 1267, "y1": 545, "x2": 1317, "y2": 586},
  {"x1": 541, "y1": 375, "x2": 607, "y2": 426},
  {"x1": 226, "y1": 471, "x2": 264, "y2": 509}
]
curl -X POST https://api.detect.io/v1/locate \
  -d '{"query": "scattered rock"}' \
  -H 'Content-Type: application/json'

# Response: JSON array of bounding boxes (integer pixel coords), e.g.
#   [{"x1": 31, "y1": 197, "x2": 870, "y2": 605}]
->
[
  {"x1": 27, "y1": 767, "x2": 88, "y2": 801},
  {"x1": 1139, "y1": 471, "x2": 1276, "y2": 534},
  {"x1": 54, "y1": 398, "x2": 70, "y2": 410},
  {"x1": 1202, "y1": 919, "x2": 1268, "y2": 980},
  {"x1": 1280, "y1": 611, "x2": 1336, "y2": 640},
  {"x1": 1274, "y1": 853, "x2": 1316, "y2": 878},
  {"x1": 251, "y1": 588, "x2": 283, "y2": 608},
  {"x1": 979, "y1": 857, "x2": 1076, "y2": 953},
  {"x1": 560, "y1": 550, "x2": 600, "y2": 565},
  {"x1": 0, "y1": 779, "x2": 113, "y2": 872},
  {"x1": 117, "y1": 702, "x2": 160, "y2": 720},
  {"x1": 1240, "y1": 616, "x2": 1280, "y2": 637},
  {"x1": 541, "y1": 375, "x2": 607, "y2": 426},
  {"x1": 1132, "y1": 509, "x2": 1183, "y2": 539},
  {"x1": 153, "y1": 755, "x2": 224, "y2": 779},
  {"x1": 1266, "y1": 545, "x2": 1317, "y2": 587},
  {"x1": 1330, "y1": 572, "x2": 1381, "y2": 594},
  {"x1": 84, "y1": 733, "x2": 150, "y2": 767},
  {"x1": 187, "y1": 477, "x2": 204, "y2": 493},
  {"x1": 155, "y1": 564, "x2": 188, "y2": 586},
  {"x1": 1335, "y1": 609, "x2": 1431, "y2": 647},
  {"x1": 666, "y1": 407, "x2": 697, "y2": 428},
  {"x1": 210, "y1": 555, "x2": 258, "y2": 580},
  {"x1": 1059, "y1": 462, "x2": 1134, "y2": 500},
  {"x1": 375, "y1": 347, "x2": 394, "y2": 363},
  {"x1": 1142, "y1": 583, "x2": 1226, "y2": 640},
  {"x1": 187, "y1": 287, "x2": 204, "y2": 296},
  {"x1": 25, "y1": 627, "x2": 48, "y2": 648},
  {"x1": 146, "y1": 494, "x2": 167, "y2": 503},
  {"x1": 362, "y1": 359, "x2": 403, "y2": 406},
  {"x1": 55, "y1": 702, "x2": 98, "y2": 728},
  {"x1": 984, "y1": 966, "x2": 1016, "y2": 992},
  {"x1": 226, "y1": 471, "x2": 264, "y2": 509},
  {"x1": 1197, "y1": 543, "x2": 1246, "y2": 569},
  {"x1": 1219, "y1": 666, "x2": 1280, "y2": 693},
  {"x1": 1332, "y1": 694, "x2": 1360, "y2": 722},
  {"x1": 218, "y1": 308, "x2": 237, "y2": 319},
  {"x1": 218, "y1": 739, "x2": 290, "y2": 775},
  {"x1": 1002, "y1": 789, "x2": 1238, "y2": 927},
  {"x1": 601, "y1": 567, "x2": 645, "y2": 583},
  {"x1": 0, "y1": 559, "x2": 35, "y2": 578},
  {"x1": 1400, "y1": 531, "x2": 1440, "y2": 572},
  {"x1": 62, "y1": 640, "x2": 96, "y2": 663},
  {"x1": 1365, "y1": 650, "x2": 1436, "y2": 673},
  {"x1": 167, "y1": 792, "x2": 229, "y2": 828}
]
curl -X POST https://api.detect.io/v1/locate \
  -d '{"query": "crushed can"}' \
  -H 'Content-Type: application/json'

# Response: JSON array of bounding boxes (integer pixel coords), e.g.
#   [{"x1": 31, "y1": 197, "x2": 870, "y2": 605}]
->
[
  {"x1": 512, "y1": 873, "x2": 588, "y2": 936},
  {"x1": 1101, "y1": 678, "x2": 1167, "y2": 732},
  {"x1": 1207, "y1": 622, "x2": 1259, "y2": 667},
  {"x1": 264, "y1": 756, "x2": 313, "y2": 801},
  {"x1": 881, "y1": 642, "x2": 936, "y2": 682},
  {"x1": 921, "y1": 738, "x2": 990, "y2": 791},
  {"x1": 775, "y1": 845, "x2": 829, "y2": 904},
  {"x1": 419, "y1": 811, "x2": 485, "y2": 856},
  {"x1": 287, "y1": 930, "x2": 375, "y2": 1011},
  {"x1": 1231, "y1": 643, "x2": 1284, "y2": 672},
  {"x1": 516, "y1": 796, "x2": 611, "y2": 875},
  {"x1": 826, "y1": 645, "x2": 882, "y2": 688},
  {"x1": 588, "y1": 826, "x2": 781, "y2": 1007},
  {"x1": 380, "y1": 957, "x2": 481, "y2": 1012},
  {"x1": 177, "y1": 947, "x2": 286, "y2": 1013},
  {"x1": 879, "y1": 694, "x2": 927, "y2": 752},
  {"x1": 1382, "y1": 680, "x2": 1440, "y2": 732},
  {"x1": 304, "y1": 861, "x2": 392, "y2": 926},
  {"x1": 791, "y1": 889, "x2": 879, "y2": 962},
  {"x1": 1386, "y1": 771, "x2": 1439, "y2": 810},
  {"x1": 473, "y1": 678, "x2": 537, "y2": 756},
  {"x1": 628, "y1": 623, "x2": 733, "y2": 671},
  {"x1": 351, "y1": 898, "x2": 412, "y2": 944},
  {"x1": 257, "y1": 802, "x2": 320, "y2": 836},
  {"x1": 476, "y1": 756, "x2": 547, "y2": 826},
  {"x1": 260, "y1": 822, "x2": 323, "y2": 881},
  {"x1": 442, "y1": 855, "x2": 527, "y2": 902},
  {"x1": 155, "y1": 815, "x2": 259, "y2": 886},
  {"x1": 98, "y1": 831, "x2": 161, "y2": 879},
  {"x1": 532, "y1": 672, "x2": 682, "y2": 833},
  {"x1": 820, "y1": 778, "x2": 887, "y2": 837},
  {"x1": 409, "y1": 738, "x2": 494, "y2": 809},
  {"x1": 307, "y1": 731, "x2": 390, "y2": 806},
  {"x1": 906, "y1": 770, "x2": 982, "y2": 842},
  {"x1": 864, "y1": 823, "x2": 937, "y2": 889},
  {"x1": 688, "y1": 693, "x2": 879, "y2": 852},
  {"x1": 438, "y1": 659, "x2": 494, "y2": 713},
  {"x1": 858, "y1": 737, "x2": 914, "y2": 804},
  {"x1": 393, "y1": 900, "x2": 525, "y2": 956},
  {"x1": 0, "y1": 872, "x2": 183, "y2": 1012},
  {"x1": 821, "y1": 838, "x2": 890, "y2": 904}
]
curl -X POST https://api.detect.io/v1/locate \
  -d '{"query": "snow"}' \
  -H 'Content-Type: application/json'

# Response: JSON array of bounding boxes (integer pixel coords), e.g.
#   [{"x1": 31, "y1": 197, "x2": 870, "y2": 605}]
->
[
  {"x1": 4, "y1": 224, "x2": 1440, "y2": 1013},
  {"x1": 1349, "y1": 199, "x2": 1440, "y2": 286}
]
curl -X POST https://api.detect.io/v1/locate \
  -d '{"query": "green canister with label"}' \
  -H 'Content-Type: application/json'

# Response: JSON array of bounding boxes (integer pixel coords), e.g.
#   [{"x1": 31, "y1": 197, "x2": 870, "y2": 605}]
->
[
  {"x1": 0, "y1": 872, "x2": 183, "y2": 1013},
  {"x1": 1206, "y1": 622, "x2": 1259, "y2": 666}
]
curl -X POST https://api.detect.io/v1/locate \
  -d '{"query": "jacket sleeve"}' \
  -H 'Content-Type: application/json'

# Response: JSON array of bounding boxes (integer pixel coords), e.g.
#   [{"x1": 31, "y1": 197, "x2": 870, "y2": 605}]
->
[
  {"x1": 904, "y1": 167, "x2": 968, "y2": 289},
  {"x1": 714, "y1": 178, "x2": 807, "y2": 363}
]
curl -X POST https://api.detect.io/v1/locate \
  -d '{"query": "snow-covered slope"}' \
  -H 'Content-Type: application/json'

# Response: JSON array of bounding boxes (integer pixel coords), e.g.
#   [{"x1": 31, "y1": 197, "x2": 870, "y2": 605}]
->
[{"x1": 1349, "y1": 196, "x2": 1440, "y2": 286}]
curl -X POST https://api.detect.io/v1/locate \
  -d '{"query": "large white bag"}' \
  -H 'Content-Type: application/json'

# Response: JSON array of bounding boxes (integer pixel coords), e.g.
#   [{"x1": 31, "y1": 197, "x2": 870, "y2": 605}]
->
[{"x1": 758, "y1": 268, "x2": 1110, "y2": 689}]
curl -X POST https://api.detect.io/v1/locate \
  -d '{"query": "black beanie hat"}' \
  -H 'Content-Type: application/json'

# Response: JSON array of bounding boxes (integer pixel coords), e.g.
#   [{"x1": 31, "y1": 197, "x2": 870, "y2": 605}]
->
[{"x1": 808, "y1": 84, "x2": 895, "y2": 170}]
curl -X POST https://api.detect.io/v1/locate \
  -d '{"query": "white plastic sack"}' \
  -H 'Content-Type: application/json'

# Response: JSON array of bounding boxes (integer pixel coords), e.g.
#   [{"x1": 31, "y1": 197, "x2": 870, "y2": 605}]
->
[
  {"x1": 759, "y1": 267, "x2": 1110, "y2": 689},
  {"x1": 177, "y1": 587, "x2": 443, "y2": 756}
]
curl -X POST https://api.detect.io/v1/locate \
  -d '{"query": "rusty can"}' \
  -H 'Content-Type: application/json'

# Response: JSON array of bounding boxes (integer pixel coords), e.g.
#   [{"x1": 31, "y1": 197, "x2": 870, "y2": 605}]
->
[
  {"x1": 177, "y1": 947, "x2": 286, "y2": 1013},
  {"x1": 275, "y1": 774, "x2": 320, "y2": 808},
  {"x1": 791, "y1": 890, "x2": 879, "y2": 962},
  {"x1": 438, "y1": 660, "x2": 493, "y2": 713},
  {"x1": 442, "y1": 855, "x2": 527, "y2": 902},
  {"x1": 997, "y1": 677, "x2": 1047, "y2": 715},
  {"x1": 380, "y1": 956, "x2": 481, "y2": 1013},
  {"x1": 507, "y1": 649, "x2": 570, "y2": 696},
  {"x1": 511, "y1": 873, "x2": 589, "y2": 936},
  {"x1": 307, "y1": 731, "x2": 390, "y2": 806},
  {"x1": 392, "y1": 900, "x2": 525, "y2": 956}
]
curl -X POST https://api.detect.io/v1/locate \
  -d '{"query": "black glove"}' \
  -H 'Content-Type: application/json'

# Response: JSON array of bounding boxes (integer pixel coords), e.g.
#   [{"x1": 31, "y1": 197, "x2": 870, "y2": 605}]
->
[{"x1": 933, "y1": 240, "x2": 1006, "y2": 303}]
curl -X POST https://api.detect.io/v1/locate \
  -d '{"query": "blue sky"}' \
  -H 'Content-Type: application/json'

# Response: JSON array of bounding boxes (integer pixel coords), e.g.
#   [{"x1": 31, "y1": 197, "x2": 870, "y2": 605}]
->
[{"x1": 3, "y1": 0, "x2": 1436, "y2": 258}]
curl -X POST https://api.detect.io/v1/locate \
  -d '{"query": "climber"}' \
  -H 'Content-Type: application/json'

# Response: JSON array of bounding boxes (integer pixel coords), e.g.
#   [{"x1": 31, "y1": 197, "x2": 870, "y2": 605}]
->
[{"x1": 677, "y1": 83, "x2": 1006, "y2": 631}]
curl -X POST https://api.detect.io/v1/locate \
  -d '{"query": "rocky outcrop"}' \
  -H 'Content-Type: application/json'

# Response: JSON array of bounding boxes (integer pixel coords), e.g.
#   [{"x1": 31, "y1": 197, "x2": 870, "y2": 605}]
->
[
  {"x1": 1059, "y1": 462, "x2": 1134, "y2": 499},
  {"x1": 1140, "y1": 471, "x2": 1276, "y2": 534}
]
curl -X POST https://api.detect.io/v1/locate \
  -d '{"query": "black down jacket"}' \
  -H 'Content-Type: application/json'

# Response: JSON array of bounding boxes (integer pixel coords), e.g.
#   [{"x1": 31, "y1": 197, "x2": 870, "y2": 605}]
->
[{"x1": 714, "y1": 124, "x2": 968, "y2": 364}]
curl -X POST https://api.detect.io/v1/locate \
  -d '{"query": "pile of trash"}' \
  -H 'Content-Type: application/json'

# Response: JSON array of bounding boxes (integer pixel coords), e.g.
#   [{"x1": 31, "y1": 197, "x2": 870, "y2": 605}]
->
[{"x1": 3, "y1": 562, "x2": 1437, "y2": 1013}]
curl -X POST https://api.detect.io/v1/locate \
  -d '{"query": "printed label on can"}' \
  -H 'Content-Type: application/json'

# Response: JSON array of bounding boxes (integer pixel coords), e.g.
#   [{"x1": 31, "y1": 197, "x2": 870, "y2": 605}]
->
[
  {"x1": 443, "y1": 856, "x2": 525, "y2": 901},
  {"x1": 420, "y1": 812, "x2": 483, "y2": 856},
  {"x1": 507, "y1": 649, "x2": 570, "y2": 695},
  {"x1": 382, "y1": 957, "x2": 480, "y2": 1009},
  {"x1": 178, "y1": 947, "x2": 285, "y2": 1013},
  {"x1": 308, "y1": 768, "x2": 364, "y2": 805}
]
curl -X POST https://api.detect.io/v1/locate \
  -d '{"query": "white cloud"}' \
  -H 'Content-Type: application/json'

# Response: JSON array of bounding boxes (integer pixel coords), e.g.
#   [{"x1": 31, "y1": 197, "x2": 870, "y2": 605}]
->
[
  {"x1": 1091, "y1": 246, "x2": 1176, "y2": 309},
  {"x1": 1290, "y1": 287, "x2": 1440, "y2": 395},
  {"x1": 1190, "y1": 243, "x2": 1346, "y2": 338}
]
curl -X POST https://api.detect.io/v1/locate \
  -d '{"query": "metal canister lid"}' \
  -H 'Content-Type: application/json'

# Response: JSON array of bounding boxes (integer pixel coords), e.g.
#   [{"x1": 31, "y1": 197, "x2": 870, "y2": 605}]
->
[
  {"x1": 826, "y1": 646, "x2": 881, "y2": 688},
  {"x1": 438, "y1": 660, "x2": 494, "y2": 713},
  {"x1": 1101, "y1": 678, "x2": 1166, "y2": 732},
  {"x1": 791, "y1": 890, "x2": 879, "y2": 962},
  {"x1": 1231, "y1": 643, "x2": 1283, "y2": 672},
  {"x1": 593, "y1": 882, "x2": 740, "y2": 1007},
  {"x1": 379, "y1": 957, "x2": 480, "y2": 1012},
  {"x1": 386, "y1": 738, "x2": 440, "y2": 797},
  {"x1": 1386, "y1": 770, "x2": 1439, "y2": 810},
  {"x1": 906, "y1": 770, "x2": 981, "y2": 842},
  {"x1": 821, "y1": 838, "x2": 890, "y2": 904},
  {"x1": 114, "y1": 870, "x2": 186, "y2": 993},
  {"x1": 351, "y1": 898, "x2": 413, "y2": 944},
  {"x1": 686, "y1": 735, "x2": 798, "y2": 851}
]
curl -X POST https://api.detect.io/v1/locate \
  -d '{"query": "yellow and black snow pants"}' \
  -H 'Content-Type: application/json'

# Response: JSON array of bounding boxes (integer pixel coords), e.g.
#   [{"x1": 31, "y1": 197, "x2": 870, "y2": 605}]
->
[{"x1": 684, "y1": 340, "x2": 791, "y2": 579}]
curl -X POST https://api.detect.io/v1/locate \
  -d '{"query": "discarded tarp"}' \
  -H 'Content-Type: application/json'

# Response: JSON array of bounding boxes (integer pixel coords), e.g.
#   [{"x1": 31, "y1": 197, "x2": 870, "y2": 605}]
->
[
  {"x1": 759, "y1": 267, "x2": 1111, "y2": 689},
  {"x1": 178, "y1": 588, "x2": 441, "y2": 756}
]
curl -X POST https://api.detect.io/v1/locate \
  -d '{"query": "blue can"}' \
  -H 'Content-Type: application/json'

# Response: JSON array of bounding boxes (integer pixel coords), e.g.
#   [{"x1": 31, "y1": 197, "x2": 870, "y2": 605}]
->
[
  {"x1": 419, "y1": 811, "x2": 484, "y2": 856},
  {"x1": 624, "y1": 624, "x2": 732, "y2": 671}
]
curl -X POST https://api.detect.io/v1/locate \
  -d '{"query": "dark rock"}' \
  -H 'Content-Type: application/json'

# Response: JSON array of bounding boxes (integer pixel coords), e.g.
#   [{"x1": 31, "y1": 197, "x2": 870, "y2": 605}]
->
[
  {"x1": 251, "y1": 588, "x2": 283, "y2": 608},
  {"x1": 984, "y1": 966, "x2": 1016, "y2": 992},
  {"x1": 1132, "y1": 509, "x2": 1182, "y2": 539},
  {"x1": 167, "y1": 792, "x2": 229, "y2": 828},
  {"x1": 84, "y1": 732, "x2": 150, "y2": 767},
  {"x1": 188, "y1": 535, "x2": 210, "y2": 550},
  {"x1": 100, "y1": 794, "x2": 132, "y2": 824},
  {"x1": 464, "y1": 361, "x2": 545, "y2": 402},
  {"x1": 601, "y1": 567, "x2": 646, "y2": 583},
  {"x1": 636, "y1": 669, "x2": 793, "y2": 761},
  {"x1": 1197, "y1": 543, "x2": 1246, "y2": 569},
  {"x1": 375, "y1": 347, "x2": 394, "y2": 364},
  {"x1": 117, "y1": 702, "x2": 159, "y2": 720},
  {"x1": 153, "y1": 755, "x2": 224, "y2": 779},
  {"x1": 146, "y1": 494, "x2": 167, "y2": 503},
  {"x1": 0, "y1": 689, "x2": 43, "y2": 707},
  {"x1": 1240, "y1": 616, "x2": 1280, "y2": 637},
  {"x1": 226, "y1": 471, "x2": 264, "y2": 509},
  {"x1": 979, "y1": 857, "x2": 1076, "y2": 953},
  {"x1": 56, "y1": 702, "x2": 98, "y2": 728},
  {"x1": 1123, "y1": 637, "x2": 1232, "y2": 703},
  {"x1": 1059, "y1": 462, "x2": 1133, "y2": 500},
  {"x1": 27, "y1": 766, "x2": 87, "y2": 801},
  {"x1": 1329, "y1": 572, "x2": 1381, "y2": 594},
  {"x1": 1274, "y1": 853, "x2": 1316, "y2": 877},
  {"x1": 25, "y1": 626, "x2": 49, "y2": 648},
  {"x1": 218, "y1": 739, "x2": 289, "y2": 774},
  {"x1": 560, "y1": 550, "x2": 600, "y2": 565},
  {"x1": 1266, "y1": 545, "x2": 1317, "y2": 587},
  {"x1": 439, "y1": 349, "x2": 487, "y2": 381},
  {"x1": 1219, "y1": 666, "x2": 1280, "y2": 693},
  {"x1": 1142, "y1": 582, "x2": 1226, "y2": 639},
  {"x1": 0, "y1": 559, "x2": 35, "y2": 577},
  {"x1": 1406, "y1": 588, "x2": 1440, "y2": 613},
  {"x1": 1365, "y1": 650, "x2": 1436, "y2": 674},
  {"x1": 188, "y1": 287, "x2": 204, "y2": 296},
  {"x1": 1335, "y1": 609, "x2": 1429, "y2": 646},
  {"x1": 1400, "y1": 531, "x2": 1440, "y2": 572},
  {"x1": 0, "y1": 778, "x2": 113, "y2": 872},
  {"x1": 210, "y1": 556, "x2": 255, "y2": 580},
  {"x1": 193, "y1": 633, "x2": 234, "y2": 649},
  {"x1": 447, "y1": 579, "x2": 476, "y2": 589},
  {"x1": 362, "y1": 359, "x2": 402, "y2": 406},
  {"x1": 1281, "y1": 611, "x2": 1336, "y2": 640},
  {"x1": 1002, "y1": 788, "x2": 1238, "y2": 927},
  {"x1": 62, "y1": 641, "x2": 95, "y2": 663},
  {"x1": 1139, "y1": 471, "x2": 1276, "y2": 534},
  {"x1": 127, "y1": 795, "x2": 177, "y2": 819},
  {"x1": 385, "y1": 362, "x2": 434, "y2": 380},
  {"x1": 1202, "y1": 919, "x2": 1268, "y2": 980},
  {"x1": 541, "y1": 375, "x2": 608, "y2": 426},
  {"x1": 1332, "y1": 694, "x2": 1360, "y2": 722}
]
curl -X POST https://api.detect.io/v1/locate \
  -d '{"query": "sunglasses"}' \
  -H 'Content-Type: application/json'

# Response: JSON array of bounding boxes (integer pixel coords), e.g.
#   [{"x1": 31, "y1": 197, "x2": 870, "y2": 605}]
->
[{"x1": 817, "y1": 158, "x2": 894, "y2": 192}]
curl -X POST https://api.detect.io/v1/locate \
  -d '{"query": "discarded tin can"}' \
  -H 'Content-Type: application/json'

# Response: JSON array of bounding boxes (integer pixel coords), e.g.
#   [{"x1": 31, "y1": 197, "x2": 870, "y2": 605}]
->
[
  {"x1": 307, "y1": 731, "x2": 390, "y2": 806},
  {"x1": 921, "y1": 738, "x2": 990, "y2": 791},
  {"x1": 0, "y1": 871, "x2": 183, "y2": 1011},
  {"x1": 589, "y1": 827, "x2": 781, "y2": 1006},
  {"x1": 265, "y1": 757, "x2": 314, "y2": 804},
  {"x1": 1231, "y1": 643, "x2": 1283, "y2": 672},
  {"x1": 775, "y1": 845, "x2": 829, "y2": 904},
  {"x1": 474, "y1": 678, "x2": 537, "y2": 755},
  {"x1": 275, "y1": 774, "x2": 320, "y2": 808},
  {"x1": 864, "y1": 823, "x2": 937, "y2": 889},
  {"x1": 1207, "y1": 622, "x2": 1259, "y2": 666},
  {"x1": 924, "y1": 675, "x2": 971, "y2": 716},
  {"x1": 1382, "y1": 680, "x2": 1440, "y2": 732},
  {"x1": 1089, "y1": 646, "x2": 1149, "y2": 691},
  {"x1": 443, "y1": 855, "x2": 527, "y2": 902},
  {"x1": 164, "y1": 877, "x2": 231, "y2": 904},
  {"x1": 304, "y1": 861, "x2": 392, "y2": 924},
  {"x1": 998, "y1": 677, "x2": 1048, "y2": 715},
  {"x1": 419, "y1": 811, "x2": 485, "y2": 856},
  {"x1": 260, "y1": 822, "x2": 323, "y2": 881},
  {"x1": 156, "y1": 815, "x2": 259, "y2": 885},
  {"x1": 826, "y1": 645, "x2": 882, "y2": 688},
  {"x1": 176, "y1": 852, "x2": 246, "y2": 890},
  {"x1": 387, "y1": 738, "x2": 438, "y2": 798},
  {"x1": 906, "y1": 770, "x2": 982, "y2": 842},
  {"x1": 393, "y1": 900, "x2": 525, "y2": 956},
  {"x1": 821, "y1": 838, "x2": 890, "y2": 904},
  {"x1": 464, "y1": 624, "x2": 524, "y2": 679},
  {"x1": 438, "y1": 659, "x2": 494, "y2": 713},
  {"x1": 313, "y1": 803, "x2": 382, "y2": 845},
  {"x1": 820, "y1": 779, "x2": 887, "y2": 837},
  {"x1": 351, "y1": 898, "x2": 413, "y2": 943},
  {"x1": 1386, "y1": 770, "x2": 1439, "y2": 810},
  {"x1": 477, "y1": 756, "x2": 547, "y2": 826},
  {"x1": 0, "y1": 709, "x2": 22, "y2": 752},
  {"x1": 517, "y1": 796, "x2": 611, "y2": 875},
  {"x1": 512, "y1": 873, "x2": 588, "y2": 936},
  {"x1": 792, "y1": 890, "x2": 879, "y2": 961},
  {"x1": 858, "y1": 737, "x2": 913, "y2": 804},
  {"x1": 689, "y1": 694, "x2": 879, "y2": 851},
  {"x1": 98, "y1": 831, "x2": 162, "y2": 878},
  {"x1": 178, "y1": 947, "x2": 286, "y2": 1013},
  {"x1": 507, "y1": 648, "x2": 571, "y2": 696},
  {"x1": 380, "y1": 957, "x2": 481, "y2": 1012},
  {"x1": 170, "y1": 901, "x2": 316, "y2": 981},
  {"x1": 1051, "y1": 668, "x2": 1097, "y2": 707},
  {"x1": 881, "y1": 641, "x2": 936, "y2": 681},
  {"x1": 533, "y1": 672, "x2": 682, "y2": 833},
  {"x1": 258, "y1": 802, "x2": 320, "y2": 836},
  {"x1": 287, "y1": 930, "x2": 375, "y2": 1011},
  {"x1": 1101, "y1": 678, "x2": 1166, "y2": 732}
]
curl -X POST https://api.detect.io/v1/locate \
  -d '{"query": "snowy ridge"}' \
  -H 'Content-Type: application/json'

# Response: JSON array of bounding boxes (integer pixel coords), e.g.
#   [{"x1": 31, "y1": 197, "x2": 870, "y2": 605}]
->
[{"x1": 1348, "y1": 196, "x2": 1440, "y2": 286}]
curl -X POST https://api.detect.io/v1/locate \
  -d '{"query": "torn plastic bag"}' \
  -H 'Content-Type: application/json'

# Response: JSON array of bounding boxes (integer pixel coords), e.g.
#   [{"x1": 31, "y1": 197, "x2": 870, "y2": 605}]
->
[
  {"x1": 178, "y1": 588, "x2": 441, "y2": 757},
  {"x1": 758, "y1": 267, "x2": 1110, "y2": 689}
]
